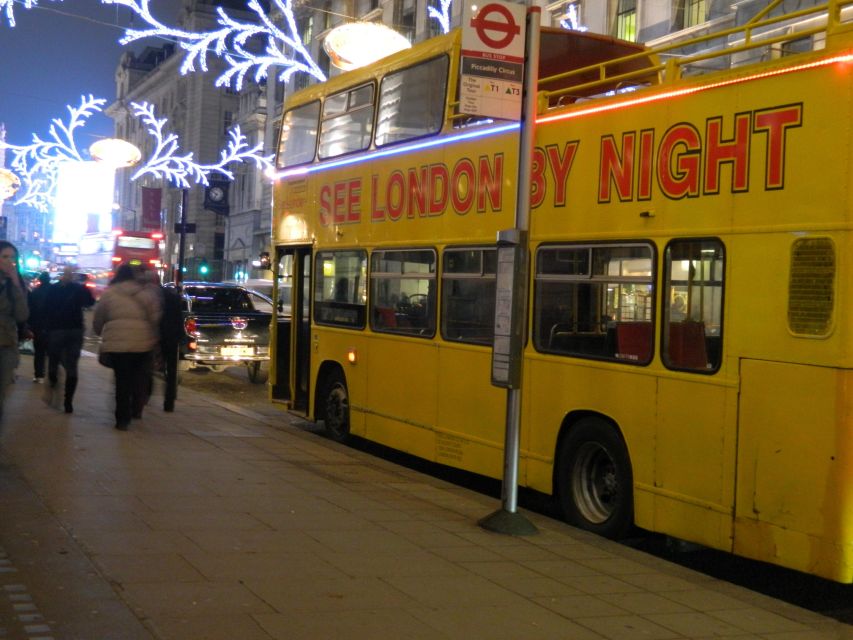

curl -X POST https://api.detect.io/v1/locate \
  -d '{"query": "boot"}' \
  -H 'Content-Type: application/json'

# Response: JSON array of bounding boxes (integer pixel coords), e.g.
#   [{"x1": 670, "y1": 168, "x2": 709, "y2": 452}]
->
[{"x1": 64, "y1": 376, "x2": 78, "y2": 414}]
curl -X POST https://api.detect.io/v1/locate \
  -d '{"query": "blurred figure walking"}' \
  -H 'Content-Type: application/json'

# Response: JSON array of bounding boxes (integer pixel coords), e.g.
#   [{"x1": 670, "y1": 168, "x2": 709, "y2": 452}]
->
[
  {"x1": 0, "y1": 241, "x2": 29, "y2": 424},
  {"x1": 93, "y1": 265, "x2": 162, "y2": 430},
  {"x1": 160, "y1": 284, "x2": 183, "y2": 412},
  {"x1": 27, "y1": 272, "x2": 51, "y2": 383},
  {"x1": 44, "y1": 266, "x2": 95, "y2": 413}
]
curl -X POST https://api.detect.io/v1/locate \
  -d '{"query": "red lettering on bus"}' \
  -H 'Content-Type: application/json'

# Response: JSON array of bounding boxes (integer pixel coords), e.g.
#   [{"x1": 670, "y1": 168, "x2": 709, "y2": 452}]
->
[
  {"x1": 387, "y1": 171, "x2": 406, "y2": 220},
  {"x1": 530, "y1": 147, "x2": 546, "y2": 208},
  {"x1": 333, "y1": 181, "x2": 347, "y2": 223},
  {"x1": 637, "y1": 129, "x2": 654, "y2": 201},
  {"x1": 408, "y1": 167, "x2": 428, "y2": 217},
  {"x1": 371, "y1": 174, "x2": 386, "y2": 221},
  {"x1": 599, "y1": 133, "x2": 635, "y2": 202},
  {"x1": 753, "y1": 103, "x2": 803, "y2": 190},
  {"x1": 657, "y1": 124, "x2": 701, "y2": 199},
  {"x1": 546, "y1": 143, "x2": 578, "y2": 207},
  {"x1": 348, "y1": 179, "x2": 361, "y2": 222},
  {"x1": 429, "y1": 164, "x2": 449, "y2": 215},
  {"x1": 477, "y1": 154, "x2": 503, "y2": 212},
  {"x1": 705, "y1": 113, "x2": 751, "y2": 194},
  {"x1": 451, "y1": 158, "x2": 476, "y2": 214}
]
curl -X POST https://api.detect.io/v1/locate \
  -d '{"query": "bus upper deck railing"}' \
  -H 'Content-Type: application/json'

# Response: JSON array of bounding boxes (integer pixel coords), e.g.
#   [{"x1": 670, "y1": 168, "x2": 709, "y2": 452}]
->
[{"x1": 538, "y1": 0, "x2": 853, "y2": 111}]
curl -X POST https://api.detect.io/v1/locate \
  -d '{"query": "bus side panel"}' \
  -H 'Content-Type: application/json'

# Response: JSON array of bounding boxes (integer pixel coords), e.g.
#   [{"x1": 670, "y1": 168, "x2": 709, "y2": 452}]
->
[
  {"x1": 654, "y1": 377, "x2": 737, "y2": 551},
  {"x1": 523, "y1": 357, "x2": 657, "y2": 514},
  {"x1": 313, "y1": 329, "x2": 369, "y2": 436},
  {"x1": 436, "y1": 344, "x2": 506, "y2": 478},
  {"x1": 365, "y1": 336, "x2": 439, "y2": 459},
  {"x1": 736, "y1": 360, "x2": 853, "y2": 583}
]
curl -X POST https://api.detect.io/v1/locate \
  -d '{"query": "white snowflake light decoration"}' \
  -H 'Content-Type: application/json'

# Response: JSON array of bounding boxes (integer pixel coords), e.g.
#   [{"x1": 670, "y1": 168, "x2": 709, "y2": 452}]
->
[
  {"x1": 102, "y1": 0, "x2": 327, "y2": 89},
  {"x1": 0, "y1": 95, "x2": 105, "y2": 211},
  {"x1": 427, "y1": 0, "x2": 453, "y2": 35},
  {"x1": 0, "y1": 0, "x2": 54, "y2": 28},
  {"x1": 130, "y1": 101, "x2": 274, "y2": 188}
]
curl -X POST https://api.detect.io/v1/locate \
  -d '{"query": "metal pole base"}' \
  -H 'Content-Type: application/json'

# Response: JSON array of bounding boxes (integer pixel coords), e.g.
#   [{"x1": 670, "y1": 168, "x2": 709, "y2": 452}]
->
[{"x1": 478, "y1": 509, "x2": 539, "y2": 536}]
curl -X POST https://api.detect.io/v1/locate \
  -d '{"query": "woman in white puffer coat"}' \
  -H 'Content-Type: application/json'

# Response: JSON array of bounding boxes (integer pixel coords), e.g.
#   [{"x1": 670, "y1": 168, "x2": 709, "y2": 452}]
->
[{"x1": 93, "y1": 264, "x2": 162, "y2": 430}]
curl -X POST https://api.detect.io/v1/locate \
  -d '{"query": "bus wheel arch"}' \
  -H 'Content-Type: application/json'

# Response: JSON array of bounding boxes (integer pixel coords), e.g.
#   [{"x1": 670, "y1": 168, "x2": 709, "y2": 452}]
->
[
  {"x1": 316, "y1": 362, "x2": 350, "y2": 443},
  {"x1": 553, "y1": 412, "x2": 634, "y2": 540}
]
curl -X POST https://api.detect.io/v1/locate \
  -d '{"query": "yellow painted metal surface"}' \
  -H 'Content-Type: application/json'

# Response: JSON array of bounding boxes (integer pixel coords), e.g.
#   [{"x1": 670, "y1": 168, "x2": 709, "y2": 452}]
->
[{"x1": 271, "y1": 13, "x2": 853, "y2": 581}]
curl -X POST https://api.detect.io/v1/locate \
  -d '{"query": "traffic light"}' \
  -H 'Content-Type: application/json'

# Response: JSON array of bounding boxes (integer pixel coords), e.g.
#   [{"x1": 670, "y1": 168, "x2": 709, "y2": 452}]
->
[{"x1": 199, "y1": 260, "x2": 209, "y2": 278}]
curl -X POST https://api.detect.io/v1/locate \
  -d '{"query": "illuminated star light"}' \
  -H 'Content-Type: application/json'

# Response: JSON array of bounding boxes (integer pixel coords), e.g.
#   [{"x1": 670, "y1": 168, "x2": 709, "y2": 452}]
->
[
  {"x1": 130, "y1": 101, "x2": 274, "y2": 188},
  {"x1": 101, "y1": 0, "x2": 327, "y2": 89},
  {"x1": 427, "y1": 0, "x2": 453, "y2": 35},
  {"x1": 0, "y1": 95, "x2": 106, "y2": 212}
]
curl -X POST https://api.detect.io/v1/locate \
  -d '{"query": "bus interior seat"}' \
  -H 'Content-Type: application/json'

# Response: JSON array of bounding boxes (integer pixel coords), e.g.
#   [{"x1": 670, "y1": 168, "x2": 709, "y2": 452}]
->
[
  {"x1": 375, "y1": 307, "x2": 397, "y2": 328},
  {"x1": 615, "y1": 322, "x2": 652, "y2": 362},
  {"x1": 668, "y1": 321, "x2": 708, "y2": 369}
]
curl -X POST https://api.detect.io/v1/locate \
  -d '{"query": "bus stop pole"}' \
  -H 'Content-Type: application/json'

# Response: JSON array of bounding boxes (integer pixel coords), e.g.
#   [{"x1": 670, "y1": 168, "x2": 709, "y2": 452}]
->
[{"x1": 480, "y1": 6, "x2": 541, "y2": 536}]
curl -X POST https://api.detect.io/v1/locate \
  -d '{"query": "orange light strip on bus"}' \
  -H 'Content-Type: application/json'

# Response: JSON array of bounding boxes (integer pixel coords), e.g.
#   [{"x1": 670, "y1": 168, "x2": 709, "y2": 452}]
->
[{"x1": 537, "y1": 52, "x2": 853, "y2": 125}]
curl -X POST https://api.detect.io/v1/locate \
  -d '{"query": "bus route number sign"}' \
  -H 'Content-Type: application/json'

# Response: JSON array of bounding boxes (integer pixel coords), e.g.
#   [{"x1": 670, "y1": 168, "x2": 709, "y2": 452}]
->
[{"x1": 461, "y1": 1, "x2": 526, "y2": 121}]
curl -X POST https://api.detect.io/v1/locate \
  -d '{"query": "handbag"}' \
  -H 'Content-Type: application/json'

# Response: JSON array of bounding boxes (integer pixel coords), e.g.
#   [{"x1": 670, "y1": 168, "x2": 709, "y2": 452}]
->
[{"x1": 98, "y1": 350, "x2": 115, "y2": 368}]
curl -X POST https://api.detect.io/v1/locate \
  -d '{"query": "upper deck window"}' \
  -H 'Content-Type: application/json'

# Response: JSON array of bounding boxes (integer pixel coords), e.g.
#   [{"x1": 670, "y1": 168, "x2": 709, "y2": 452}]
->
[
  {"x1": 277, "y1": 101, "x2": 320, "y2": 168},
  {"x1": 375, "y1": 56, "x2": 448, "y2": 147},
  {"x1": 318, "y1": 84, "x2": 375, "y2": 159}
]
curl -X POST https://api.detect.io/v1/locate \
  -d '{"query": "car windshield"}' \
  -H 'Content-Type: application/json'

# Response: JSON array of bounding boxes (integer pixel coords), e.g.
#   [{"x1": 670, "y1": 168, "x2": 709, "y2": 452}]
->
[{"x1": 186, "y1": 287, "x2": 255, "y2": 312}]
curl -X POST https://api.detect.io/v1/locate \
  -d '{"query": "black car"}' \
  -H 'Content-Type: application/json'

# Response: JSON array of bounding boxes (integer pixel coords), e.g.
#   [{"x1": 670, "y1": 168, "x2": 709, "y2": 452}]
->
[{"x1": 166, "y1": 281, "x2": 273, "y2": 383}]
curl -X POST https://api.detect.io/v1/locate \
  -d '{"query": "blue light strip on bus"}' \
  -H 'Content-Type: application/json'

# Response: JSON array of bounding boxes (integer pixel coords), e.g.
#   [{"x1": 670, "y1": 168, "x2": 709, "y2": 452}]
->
[{"x1": 272, "y1": 122, "x2": 520, "y2": 180}]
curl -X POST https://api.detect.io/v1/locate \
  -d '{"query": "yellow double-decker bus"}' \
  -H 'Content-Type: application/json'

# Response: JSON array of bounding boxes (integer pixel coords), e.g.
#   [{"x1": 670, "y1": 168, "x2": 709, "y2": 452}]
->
[{"x1": 270, "y1": 1, "x2": 853, "y2": 582}]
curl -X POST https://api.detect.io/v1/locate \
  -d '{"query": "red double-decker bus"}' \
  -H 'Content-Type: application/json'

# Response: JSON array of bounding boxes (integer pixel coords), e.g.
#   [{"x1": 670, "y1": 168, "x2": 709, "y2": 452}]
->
[{"x1": 112, "y1": 230, "x2": 162, "y2": 271}]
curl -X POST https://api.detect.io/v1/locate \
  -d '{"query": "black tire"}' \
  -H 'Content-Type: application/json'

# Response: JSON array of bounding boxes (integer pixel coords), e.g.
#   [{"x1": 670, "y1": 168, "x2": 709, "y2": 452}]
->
[
  {"x1": 556, "y1": 417, "x2": 634, "y2": 539},
  {"x1": 247, "y1": 361, "x2": 268, "y2": 384},
  {"x1": 322, "y1": 372, "x2": 350, "y2": 442}
]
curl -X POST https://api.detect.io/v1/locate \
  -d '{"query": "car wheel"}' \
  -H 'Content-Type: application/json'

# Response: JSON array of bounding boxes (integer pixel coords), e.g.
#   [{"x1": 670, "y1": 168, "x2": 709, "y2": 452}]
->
[
  {"x1": 556, "y1": 417, "x2": 633, "y2": 539},
  {"x1": 247, "y1": 361, "x2": 268, "y2": 383},
  {"x1": 322, "y1": 373, "x2": 350, "y2": 443}
]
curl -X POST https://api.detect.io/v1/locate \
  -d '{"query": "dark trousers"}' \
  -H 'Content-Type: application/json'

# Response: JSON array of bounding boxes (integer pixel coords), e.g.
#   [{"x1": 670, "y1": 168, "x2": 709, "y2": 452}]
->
[
  {"x1": 47, "y1": 328, "x2": 84, "y2": 382},
  {"x1": 112, "y1": 352, "x2": 153, "y2": 426},
  {"x1": 161, "y1": 342, "x2": 178, "y2": 411},
  {"x1": 32, "y1": 329, "x2": 48, "y2": 379}
]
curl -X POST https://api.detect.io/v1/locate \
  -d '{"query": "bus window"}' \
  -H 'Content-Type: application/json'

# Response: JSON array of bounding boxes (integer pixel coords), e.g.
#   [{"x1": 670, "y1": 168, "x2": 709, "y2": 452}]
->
[
  {"x1": 375, "y1": 56, "x2": 449, "y2": 147},
  {"x1": 441, "y1": 247, "x2": 496, "y2": 345},
  {"x1": 277, "y1": 253, "x2": 293, "y2": 316},
  {"x1": 277, "y1": 100, "x2": 320, "y2": 168},
  {"x1": 534, "y1": 243, "x2": 654, "y2": 363},
  {"x1": 370, "y1": 249, "x2": 436, "y2": 336},
  {"x1": 314, "y1": 250, "x2": 368, "y2": 328},
  {"x1": 318, "y1": 84, "x2": 375, "y2": 159},
  {"x1": 662, "y1": 239, "x2": 724, "y2": 372}
]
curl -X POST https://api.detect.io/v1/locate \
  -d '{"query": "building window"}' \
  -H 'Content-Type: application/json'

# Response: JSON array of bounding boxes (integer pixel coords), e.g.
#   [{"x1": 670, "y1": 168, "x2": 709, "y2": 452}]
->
[
  {"x1": 548, "y1": 0, "x2": 585, "y2": 30},
  {"x1": 394, "y1": 0, "x2": 417, "y2": 42},
  {"x1": 614, "y1": 0, "x2": 637, "y2": 41},
  {"x1": 684, "y1": 0, "x2": 705, "y2": 27},
  {"x1": 223, "y1": 110, "x2": 233, "y2": 135}
]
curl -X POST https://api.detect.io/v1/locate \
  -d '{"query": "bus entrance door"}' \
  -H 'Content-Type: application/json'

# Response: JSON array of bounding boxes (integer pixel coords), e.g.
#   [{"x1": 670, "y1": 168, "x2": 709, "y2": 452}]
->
[{"x1": 271, "y1": 246, "x2": 312, "y2": 413}]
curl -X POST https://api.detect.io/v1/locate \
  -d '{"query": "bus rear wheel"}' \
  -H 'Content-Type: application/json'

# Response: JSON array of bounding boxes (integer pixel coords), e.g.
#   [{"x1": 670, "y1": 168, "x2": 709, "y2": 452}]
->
[
  {"x1": 556, "y1": 417, "x2": 633, "y2": 539},
  {"x1": 322, "y1": 373, "x2": 350, "y2": 443}
]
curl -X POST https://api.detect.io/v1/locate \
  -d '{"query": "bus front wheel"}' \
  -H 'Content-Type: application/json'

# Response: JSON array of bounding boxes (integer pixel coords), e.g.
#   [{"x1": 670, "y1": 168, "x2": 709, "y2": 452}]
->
[
  {"x1": 322, "y1": 373, "x2": 350, "y2": 443},
  {"x1": 556, "y1": 418, "x2": 633, "y2": 540}
]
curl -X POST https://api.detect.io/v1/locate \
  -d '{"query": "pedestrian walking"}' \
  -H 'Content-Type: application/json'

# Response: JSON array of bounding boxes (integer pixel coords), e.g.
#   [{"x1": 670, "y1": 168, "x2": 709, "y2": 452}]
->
[
  {"x1": 0, "y1": 241, "x2": 29, "y2": 424},
  {"x1": 44, "y1": 266, "x2": 95, "y2": 413},
  {"x1": 27, "y1": 272, "x2": 52, "y2": 383},
  {"x1": 160, "y1": 283, "x2": 184, "y2": 412},
  {"x1": 93, "y1": 264, "x2": 162, "y2": 430}
]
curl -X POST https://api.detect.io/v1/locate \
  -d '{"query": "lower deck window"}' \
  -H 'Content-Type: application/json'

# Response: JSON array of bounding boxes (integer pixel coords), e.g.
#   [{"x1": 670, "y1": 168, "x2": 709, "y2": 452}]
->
[
  {"x1": 314, "y1": 250, "x2": 367, "y2": 328},
  {"x1": 370, "y1": 249, "x2": 436, "y2": 336},
  {"x1": 441, "y1": 247, "x2": 496, "y2": 345},
  {"x1": 534, "y1": 243, "x2": 655, "y2": 363}
]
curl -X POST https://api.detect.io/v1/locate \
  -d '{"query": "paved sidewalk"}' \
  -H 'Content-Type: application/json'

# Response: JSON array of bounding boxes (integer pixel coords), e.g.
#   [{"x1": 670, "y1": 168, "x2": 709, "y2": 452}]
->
[{"x1": 0, "y1": 352, "x2": 850, "y2": 640}]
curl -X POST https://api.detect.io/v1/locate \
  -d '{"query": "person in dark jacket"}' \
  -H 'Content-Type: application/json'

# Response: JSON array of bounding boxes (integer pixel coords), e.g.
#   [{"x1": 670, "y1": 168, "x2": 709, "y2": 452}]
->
[
  {"x1": 45, "y1": 266, "x2": 95, "y2": 413},
  {"x1": 160, "y1": 284, "x2": 184, "y2": 412},
  {"x1": 0, "y1": 241, "x2": 29, "y2": 425},
  {"x1": 27, "y1": 272, "x2": 51, "y2": 383}
]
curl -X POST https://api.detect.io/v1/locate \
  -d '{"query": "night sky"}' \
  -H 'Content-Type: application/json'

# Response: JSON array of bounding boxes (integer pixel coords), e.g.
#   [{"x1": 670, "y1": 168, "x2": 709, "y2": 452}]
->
[{"x1": 0, "y1": 0, "x2": 178, "y2": 148}]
